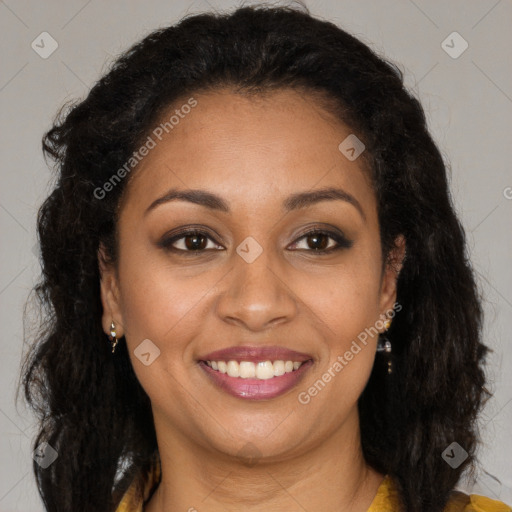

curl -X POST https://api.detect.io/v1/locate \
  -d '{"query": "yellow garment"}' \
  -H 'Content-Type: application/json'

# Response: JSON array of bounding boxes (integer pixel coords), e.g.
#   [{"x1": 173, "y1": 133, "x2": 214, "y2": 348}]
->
[
  {"x1": 115, "y1": 462, "x2": 511, "y2": 512},
  {"x1": 367, "y1": 475, "x2": 511, "y2": 512}
]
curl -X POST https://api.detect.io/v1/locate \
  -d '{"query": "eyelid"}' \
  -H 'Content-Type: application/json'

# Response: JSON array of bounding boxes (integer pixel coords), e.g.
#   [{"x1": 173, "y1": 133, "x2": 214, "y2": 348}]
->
[
  {"x1": 157, "y1": 226, "x2": 224, "y2": 251},
  {"x1": 289, "y1": 225, "x2": 353, "y2": 252},
  {"x1": 292, "y1": 223, "x2": 350, "y2": 242}
]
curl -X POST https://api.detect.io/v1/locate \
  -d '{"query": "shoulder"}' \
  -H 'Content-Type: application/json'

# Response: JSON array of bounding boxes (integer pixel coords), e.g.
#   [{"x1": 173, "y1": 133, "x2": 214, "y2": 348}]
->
[
  {"x1": 114, "y1": 456, "x2": 161, "y2": 512},
  {"x1": 368, "y1": 475, "x2": 511, "y2": 512},
  {"x1": 115, "y1": 483, "x2": 143, "y2": 512},
  {"x1": 446, "y1": 490, "x2": 512, "y2": 512}
]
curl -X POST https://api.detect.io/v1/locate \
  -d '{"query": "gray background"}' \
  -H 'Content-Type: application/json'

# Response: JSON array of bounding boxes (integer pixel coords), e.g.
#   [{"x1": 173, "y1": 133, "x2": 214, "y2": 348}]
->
[{"x1": 1, "y1": 0, "x2": 511, "y2": 510}]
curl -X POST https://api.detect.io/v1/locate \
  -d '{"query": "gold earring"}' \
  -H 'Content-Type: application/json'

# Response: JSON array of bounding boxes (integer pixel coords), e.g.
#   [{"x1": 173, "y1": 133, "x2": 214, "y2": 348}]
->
[
  {"x1": 384, "y1": 318, "x2": 392, "y2": 331},
  {"x1": 108, "y1": 321, "x2": 118, "y2": 354},
  {"x1": 377, "y1": 336, "x2": 393, "y2": 374}
]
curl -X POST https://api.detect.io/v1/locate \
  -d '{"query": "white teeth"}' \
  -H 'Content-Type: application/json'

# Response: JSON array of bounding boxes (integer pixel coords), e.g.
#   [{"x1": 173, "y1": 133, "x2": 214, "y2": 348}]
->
[
  {"x1": 227, "y1": 360, "x2": 240, "y2": 378},
  {"x1": 256, "y1": 361, "x2": 274, "y2": 380},
  {"x1": 273, "y1": 360, "x2": 285, "y2": 376},
  {"x1": 205, "y1": 359, "x2": 307, "y2": 379},
  {"x1": 239, "y1": 361, "x2": 256, "y2": 378}
]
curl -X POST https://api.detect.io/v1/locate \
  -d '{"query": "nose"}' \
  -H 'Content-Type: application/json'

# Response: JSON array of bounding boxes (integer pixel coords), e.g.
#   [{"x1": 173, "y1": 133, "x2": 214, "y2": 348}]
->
[{"x1": 215, "y1": 247, "x2": 298, "y2": 332}]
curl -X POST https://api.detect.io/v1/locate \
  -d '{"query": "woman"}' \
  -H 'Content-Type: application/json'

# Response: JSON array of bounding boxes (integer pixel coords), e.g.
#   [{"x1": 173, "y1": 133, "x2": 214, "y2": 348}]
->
[{"x1": 20, "y1": 3, "x2": 511, "y2": 512}]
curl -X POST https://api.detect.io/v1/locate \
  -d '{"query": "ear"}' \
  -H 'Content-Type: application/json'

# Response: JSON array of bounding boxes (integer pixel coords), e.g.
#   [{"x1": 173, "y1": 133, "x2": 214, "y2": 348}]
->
[
  {"x1": 98, "y1": 242, "x2": 125, "y2": 337},
  {"x1": 378, "y1": 234, "x2": 406, "y2": 327}
]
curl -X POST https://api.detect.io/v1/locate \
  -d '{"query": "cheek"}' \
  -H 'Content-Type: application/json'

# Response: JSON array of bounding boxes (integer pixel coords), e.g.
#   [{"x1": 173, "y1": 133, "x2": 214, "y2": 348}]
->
[
  {"x1": 115, "y1": 220, "x2": 199, "y2": 337},
  {"x1": 295, "y1": 259, "x2": 383, "y2": 345},
  {"x1": 115, "y1": 251, "x2": 213, "y2": 406},
  {"x1": 297, "y1": 267, "x2": 380, "y2": 419},
  {"x1": 118, "y1": 258, "x2": 218, "y2": 346},
  {"x1": 116, "y1": 244, "x2": 230, "y2": 402},
  {"x1": 292, "y1": 251, "x2": 382, "y2": 404}
]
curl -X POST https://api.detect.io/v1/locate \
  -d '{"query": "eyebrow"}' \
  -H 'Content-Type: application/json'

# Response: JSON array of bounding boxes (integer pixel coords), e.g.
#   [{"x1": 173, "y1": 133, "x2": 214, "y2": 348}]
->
[{"x1": 144, "y1": 186, "x2": 366, "y2": 221}]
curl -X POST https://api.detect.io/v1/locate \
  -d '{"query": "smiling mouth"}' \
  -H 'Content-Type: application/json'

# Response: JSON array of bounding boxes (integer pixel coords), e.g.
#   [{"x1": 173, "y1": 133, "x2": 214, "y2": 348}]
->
[
  {"x1": 201, "y1": 359, "x2": 311, "y2": 379},
  {"x1": 198, "y1": 358, "x2": 314, "y2": 400}
]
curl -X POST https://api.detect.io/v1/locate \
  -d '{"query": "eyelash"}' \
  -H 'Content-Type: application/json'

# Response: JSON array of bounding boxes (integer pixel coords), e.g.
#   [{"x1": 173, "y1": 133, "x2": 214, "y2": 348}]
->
[{"x1": 159, "y1": 226, "x2": 353, "y2": 255}]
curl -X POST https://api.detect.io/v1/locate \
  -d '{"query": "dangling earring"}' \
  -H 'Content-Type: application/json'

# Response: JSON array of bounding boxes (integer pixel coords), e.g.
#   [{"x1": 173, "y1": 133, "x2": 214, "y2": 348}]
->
[
  {"x1": 377, "y1": 317, "x2": 393, "y2": 374},
  {"x1": 108, "y1": 320, "x2": 119, "y2": 354}
]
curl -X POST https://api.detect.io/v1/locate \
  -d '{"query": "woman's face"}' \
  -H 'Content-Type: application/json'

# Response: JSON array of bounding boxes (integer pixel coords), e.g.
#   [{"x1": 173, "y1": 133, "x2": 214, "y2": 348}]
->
[{"x1": 99, "y1": 88, "x2": 403, "y2": 463}]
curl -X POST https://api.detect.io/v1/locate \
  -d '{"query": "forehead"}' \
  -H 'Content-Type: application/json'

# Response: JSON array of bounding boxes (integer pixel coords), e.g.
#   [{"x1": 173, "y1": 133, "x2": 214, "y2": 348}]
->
[{"x1": 119, "y1": 88, "x2": 376, "y2": 219}]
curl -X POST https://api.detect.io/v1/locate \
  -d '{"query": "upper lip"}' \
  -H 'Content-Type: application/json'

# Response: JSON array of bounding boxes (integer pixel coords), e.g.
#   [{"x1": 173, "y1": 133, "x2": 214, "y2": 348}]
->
[{"x1": 198, "y1": 345, "x2": 313, "y2": 363}]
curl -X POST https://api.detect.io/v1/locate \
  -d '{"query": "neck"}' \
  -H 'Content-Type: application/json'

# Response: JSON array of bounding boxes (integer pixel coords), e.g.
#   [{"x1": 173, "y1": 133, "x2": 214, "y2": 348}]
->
[{"x1": 144, "y1": 407, "x2": 385, "y2": 512}]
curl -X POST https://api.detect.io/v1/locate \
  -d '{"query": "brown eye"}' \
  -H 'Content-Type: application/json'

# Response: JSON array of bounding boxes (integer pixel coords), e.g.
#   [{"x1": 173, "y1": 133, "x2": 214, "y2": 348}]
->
[
  {"x1": 305, "y1": 232, "x2": 331, "y2": 250},
  {"x1": 288, "y1": 229, "x2": 353, "y2": 254},
  {"x1": 182, "y1": 232, "x2": 208, "y2": 251},
  {"x1": 159, "y1": 229, "x2": 223, "y2": 253}
]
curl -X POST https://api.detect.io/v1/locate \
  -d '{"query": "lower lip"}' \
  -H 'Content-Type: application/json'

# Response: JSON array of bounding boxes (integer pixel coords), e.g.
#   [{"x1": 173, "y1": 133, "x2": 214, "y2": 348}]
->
[{"x1": 199, "y1": 360, "x2": 314, "y2": 400}]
